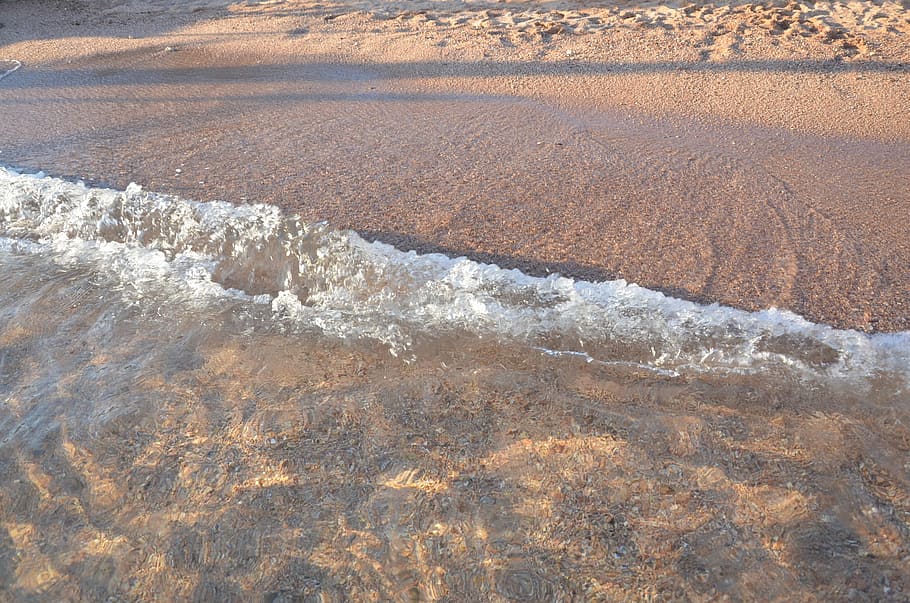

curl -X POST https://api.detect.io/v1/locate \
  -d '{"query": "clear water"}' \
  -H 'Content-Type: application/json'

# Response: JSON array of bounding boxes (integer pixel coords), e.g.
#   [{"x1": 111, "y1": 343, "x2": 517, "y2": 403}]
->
[{"x1": 1, "y1": 167, "x2": 909, "y2": 600}]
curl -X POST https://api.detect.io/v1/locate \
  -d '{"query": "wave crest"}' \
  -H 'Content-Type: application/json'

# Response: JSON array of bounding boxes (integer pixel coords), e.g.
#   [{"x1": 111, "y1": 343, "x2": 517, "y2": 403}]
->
[{"x1": 1, "y1": 166, "x2": 907, "y2": 384}]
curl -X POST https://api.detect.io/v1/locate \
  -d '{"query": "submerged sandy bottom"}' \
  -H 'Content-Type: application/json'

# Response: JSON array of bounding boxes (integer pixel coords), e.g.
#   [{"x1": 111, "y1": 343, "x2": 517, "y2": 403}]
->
[{"x1": 1, "y1": 242, "x2": 909, "y2": 602}]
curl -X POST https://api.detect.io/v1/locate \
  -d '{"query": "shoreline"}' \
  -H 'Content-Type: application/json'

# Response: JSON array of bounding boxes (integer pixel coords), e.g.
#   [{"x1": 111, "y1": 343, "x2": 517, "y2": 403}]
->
[
  {"x1": 2, "y1": 3, "x2": 910, "y2": 600},
  {"x1": 1, "y1": 0, "x2": 909, "y2": 332}
]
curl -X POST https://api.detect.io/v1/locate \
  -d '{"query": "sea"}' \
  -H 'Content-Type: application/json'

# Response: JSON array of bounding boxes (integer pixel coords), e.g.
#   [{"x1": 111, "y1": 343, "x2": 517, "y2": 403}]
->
[{"x1": 1, "y1": 165, "x2": 909, "y2": 600}]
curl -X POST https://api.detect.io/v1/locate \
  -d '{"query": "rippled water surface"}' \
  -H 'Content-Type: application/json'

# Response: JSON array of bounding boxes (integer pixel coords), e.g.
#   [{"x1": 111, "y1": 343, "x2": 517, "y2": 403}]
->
[
  {"x1": 3, "y1": 50, "x2": 909, "y2": 332},
  {"x1": 1, "y1": 170, "x2": 909, "y2": 600}
]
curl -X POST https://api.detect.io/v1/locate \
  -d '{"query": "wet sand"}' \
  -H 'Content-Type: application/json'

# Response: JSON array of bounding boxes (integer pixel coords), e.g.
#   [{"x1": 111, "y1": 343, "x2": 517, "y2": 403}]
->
[{"x1": 1, "y1": 0, "x2": 909, "y2": 332}]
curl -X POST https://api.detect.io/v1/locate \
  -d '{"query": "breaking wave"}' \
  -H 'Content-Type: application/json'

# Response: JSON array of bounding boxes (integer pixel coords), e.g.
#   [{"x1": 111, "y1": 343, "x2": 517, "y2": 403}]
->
[{"x1": 1, "y1": 166, "x2": 907, "y2": 387}]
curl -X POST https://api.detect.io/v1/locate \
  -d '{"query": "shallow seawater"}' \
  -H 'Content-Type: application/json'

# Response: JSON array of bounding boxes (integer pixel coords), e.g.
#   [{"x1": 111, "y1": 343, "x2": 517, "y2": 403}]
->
[{"x1": 1, "y1": 168, "x2": 909, "y2": 601}]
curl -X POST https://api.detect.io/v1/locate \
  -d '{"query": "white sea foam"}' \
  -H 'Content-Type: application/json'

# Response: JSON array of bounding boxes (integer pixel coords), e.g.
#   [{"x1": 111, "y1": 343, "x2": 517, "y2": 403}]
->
[
  {"x1": 1, "y1": 166, "x2": 907, "y2": 385},
  {"x1": 0, "y1": 59, "x2": 21, "y2": 82}
]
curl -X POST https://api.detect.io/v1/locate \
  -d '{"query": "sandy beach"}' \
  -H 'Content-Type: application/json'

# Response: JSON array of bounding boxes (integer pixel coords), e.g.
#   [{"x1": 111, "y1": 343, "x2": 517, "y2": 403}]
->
[
  {"x1": 1, "y1": 1, "x2": 910, "y2": 601},
  {"x1": 2, "y1": 0, "x2": 909, "y2": 331}
]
